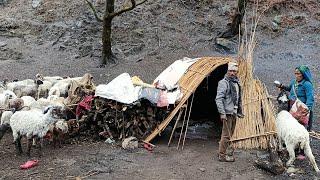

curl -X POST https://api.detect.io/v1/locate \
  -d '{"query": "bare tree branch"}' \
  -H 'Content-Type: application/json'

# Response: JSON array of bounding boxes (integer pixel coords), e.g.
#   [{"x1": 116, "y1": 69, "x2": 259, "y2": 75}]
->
[
  {"x1": 85, "y1": 0, "x2": 103, "y2": 22},
  {"x1": 110, "y1": 0, "x2": 147, "y2": 18}
]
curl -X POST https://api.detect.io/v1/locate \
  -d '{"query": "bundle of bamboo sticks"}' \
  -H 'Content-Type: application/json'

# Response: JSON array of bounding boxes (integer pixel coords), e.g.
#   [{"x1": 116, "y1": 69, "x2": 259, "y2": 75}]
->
[
  {"x1": 231, "y1": 59, "x2": 277, "y2": 149},
  {"x1": 231, "y1": 4, "x2": 277, "y2": 149}
]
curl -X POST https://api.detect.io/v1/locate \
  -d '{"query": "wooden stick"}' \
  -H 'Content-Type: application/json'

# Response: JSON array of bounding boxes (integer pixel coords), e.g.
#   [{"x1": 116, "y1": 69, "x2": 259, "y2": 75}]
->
[
  {"x1": 177, "y1": 100, "x2": 189, "y2": 150},
  {"x1": 309, "y1": 131, "x2": 320, "y2": 140},
  {"x1": 182, "y1": 93, "x2": 195, "y2": 150},
  {"x1": 66, "y1": 104, "x2": 79, "y2": 107},
  {"x1": 168, "y1": 106, "x2": 184, "y2": 147},
  {"x1": 310, "y1": 135, "x2": 320, "y2": 140},
  {"x1": 231, "y1": 131, "x2": 276, "y2": 142}
]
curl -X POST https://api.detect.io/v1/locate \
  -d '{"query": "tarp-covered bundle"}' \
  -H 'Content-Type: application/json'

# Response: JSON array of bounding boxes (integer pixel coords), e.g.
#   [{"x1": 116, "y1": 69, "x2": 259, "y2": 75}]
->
[{"x1": 95, "y1": 57, "x2": 199, "y2": 106}]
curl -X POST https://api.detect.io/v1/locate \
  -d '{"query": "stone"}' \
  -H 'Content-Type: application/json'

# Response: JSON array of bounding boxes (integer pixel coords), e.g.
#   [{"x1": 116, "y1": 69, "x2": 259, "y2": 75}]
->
[
  {"x1": 74, "y1": 54, "x2": 80, "y2": 59},
  {"x1": 105, "y1": 137, "x2": 115, "y2": 144},
  {"x1": 271, "y1": 22, "x2": 280, "y2": 32},
  {"x1": 133, "y1": 29, "x2": 144, "y2": 36},
  {"x1": 76, "y1": 21, "x2": 83, "y2": 28},
  {"x1": 286, "y1": 167, "x2": 304, "y2": 174},
  {"x1": 0, "y1": 41, "x2": 7, "y2": 47},
  {"x1": 32, "y1": 0, "x2": 42, "y2": 8},
  {"x1": 220, "y1": 5, "x2": 231, "y2": 16},
  {"x1": 273, "y1": 15, "x2": 282, "y2": 25},
  {"x1": 216, "y1": 38, "x2": 237, "y2": 51},
  {"x1": 256, "y1": 151, "x2": 269, "y2": 159},
  {"x1": 199, "y1": 168, "x2": 206, "y2": 172},
  {"x1": 122, "y1": 136, "x2": 138, "y2": 150}
]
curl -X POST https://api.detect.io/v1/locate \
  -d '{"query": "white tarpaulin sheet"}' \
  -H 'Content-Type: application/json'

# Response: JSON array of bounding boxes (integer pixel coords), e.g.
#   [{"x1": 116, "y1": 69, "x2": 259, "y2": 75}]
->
[
  {"x1": 153, "y1": 57, "x2": 200, "y2": 90},
  {"x1": 95, "y1": 73, "x2": 141, "y2": 104},
  {"x1": 95, "y1": 57, "x2": 197, "y2": 105}
]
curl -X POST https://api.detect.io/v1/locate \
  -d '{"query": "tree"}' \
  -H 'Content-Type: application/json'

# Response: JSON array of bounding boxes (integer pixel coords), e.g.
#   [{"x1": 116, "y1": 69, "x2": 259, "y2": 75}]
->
[
  {"x1": 85, "y1": 0, "x2": 147, "y2": 65},
  {"x1": 218, "y1": 0, "x2": 247, "y2": 38}
]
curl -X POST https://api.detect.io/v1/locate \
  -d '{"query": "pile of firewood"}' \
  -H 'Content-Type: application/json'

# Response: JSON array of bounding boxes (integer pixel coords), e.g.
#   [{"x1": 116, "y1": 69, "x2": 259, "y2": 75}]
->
[{"x1": 80, "y1": 97, "x2": 171, "y2": 140}]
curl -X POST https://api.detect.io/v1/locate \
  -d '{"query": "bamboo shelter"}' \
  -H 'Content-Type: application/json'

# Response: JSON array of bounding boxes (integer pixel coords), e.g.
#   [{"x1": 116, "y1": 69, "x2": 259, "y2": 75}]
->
[
  {"x1": 144, "y1": 56, "x2": 277, "y2": 150},
  {"x1": 144, "y1": 57, "x2": 231, "y2": 143}
]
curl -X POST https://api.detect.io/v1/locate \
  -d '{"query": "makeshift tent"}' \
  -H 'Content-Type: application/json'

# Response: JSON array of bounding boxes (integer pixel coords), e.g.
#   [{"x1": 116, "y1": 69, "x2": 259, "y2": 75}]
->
[{"x1": 144, "y1": 56, "x2": 276, "y2": 149}]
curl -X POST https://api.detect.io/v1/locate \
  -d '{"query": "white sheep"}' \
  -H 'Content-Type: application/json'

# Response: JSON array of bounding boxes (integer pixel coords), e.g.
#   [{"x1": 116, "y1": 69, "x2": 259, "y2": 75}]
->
[
  {"x1": 276, "y1": 110, "x2": 319, "y2": 173},
  {"x1": 48, "y1": 77, "x2": 82, "y2": 97},
  {"x1": 2, "y1": 90, "x2": 17, "y2": 98},
  {"x1": 37, "y1": 80, "x2": 53, "y2": 99},
  {"x1": 5, "y1": 79, "x2": 35, "y2": 91},
  {"x1": 0, "y1": 90, "x2": 16, "y2": 108},
  {"x1": 31, "y1": 96, "x2": 65, "y2": 110},
  {"x1": 21, "y1": 96, "x2": 36, "y2": 107},
  {"x1": 48, "y1": 86, "x2": 61, "y2": 97},
  {"x1": 36, "y1": 74, "x2": 63, "y2": 85},
  {"x1": 54, "y1": 120, "x2": 68, "y2": 134},
  {"x1": 9, "y1": 106, "x2": 63, "y2": 156},
  {"x1": 48, "y1": 80, "x2": 70, "y2": 97},
  {"x1": 4, "y1": 78, "x2": 43, "y2": 98},
  {"x1": 48, "y1": 119, "x2": 68, "y2": 148},
  {"x1": 0, "y1": 94, "x2": 10, "y2": 109},
  {"x1": 1, "y1": 110, "x2": 13, "y2": 125},
  {"x1": 12, "y1": 84, "x2": 39, "y2": 98}
]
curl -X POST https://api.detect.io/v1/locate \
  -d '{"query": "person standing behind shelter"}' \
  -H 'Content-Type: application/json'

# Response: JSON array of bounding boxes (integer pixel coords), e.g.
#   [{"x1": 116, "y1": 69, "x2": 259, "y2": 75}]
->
[
  {"x1": 215, "y1": 61, "x2": 244, "y2": 162},
  {"x1": 278, "y1": 65, "x2": 315, "y2": 131}
]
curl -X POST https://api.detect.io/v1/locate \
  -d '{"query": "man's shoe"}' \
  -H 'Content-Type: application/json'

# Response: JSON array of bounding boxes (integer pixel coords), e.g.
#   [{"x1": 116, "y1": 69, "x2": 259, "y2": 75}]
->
[{"x1": 218, "y1": 155, "x2": 235, "y2": 162}]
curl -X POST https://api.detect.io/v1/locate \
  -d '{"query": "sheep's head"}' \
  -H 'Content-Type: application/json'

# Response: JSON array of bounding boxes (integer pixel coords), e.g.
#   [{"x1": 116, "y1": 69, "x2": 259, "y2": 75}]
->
[
  {"x1": 55, "y1": 120, "x2": 68, "y2": 134},
  {"x1": 44, "y1": 105, "x2": 65, "y2": 119},
  {"x1": 9, "y1": 98, "x2": 24, "y2": 110},
  {"x1": 277, "y1": 90, "x2": 289, "y2": 111},
  {"x1": 35, "y1": 73, "x2": 44, "y2": 80},
  {"x1": 35, "y1": 79, "x2": 44, "y2": 85},
  {"x1": 277, "y1": 91, "x2": 288, "y2": 104}
]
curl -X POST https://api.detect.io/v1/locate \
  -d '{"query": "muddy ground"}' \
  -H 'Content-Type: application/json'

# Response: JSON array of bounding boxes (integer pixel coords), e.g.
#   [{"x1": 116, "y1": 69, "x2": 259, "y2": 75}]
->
[{"x1": 0, "y1": 0, "x2": 320, "y2": 179}]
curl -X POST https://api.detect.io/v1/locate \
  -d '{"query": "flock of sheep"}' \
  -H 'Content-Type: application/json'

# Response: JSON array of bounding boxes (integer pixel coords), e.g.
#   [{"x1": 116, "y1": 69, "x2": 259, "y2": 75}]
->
[{"x1": 0, "y1": 74, "x2": 83, "y2": 156}]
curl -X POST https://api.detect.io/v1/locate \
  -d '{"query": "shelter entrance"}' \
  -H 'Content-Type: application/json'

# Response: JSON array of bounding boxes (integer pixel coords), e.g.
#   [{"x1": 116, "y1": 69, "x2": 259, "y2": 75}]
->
[{"x1": 176, "y1": 64, "x2": 228, "y2": 139}]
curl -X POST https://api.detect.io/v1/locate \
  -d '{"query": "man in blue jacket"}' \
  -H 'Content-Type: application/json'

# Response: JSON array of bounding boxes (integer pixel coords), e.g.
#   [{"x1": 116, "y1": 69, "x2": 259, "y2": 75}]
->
[{"x1": 215, "y1": 61, "x2": 244, "y2": 162}]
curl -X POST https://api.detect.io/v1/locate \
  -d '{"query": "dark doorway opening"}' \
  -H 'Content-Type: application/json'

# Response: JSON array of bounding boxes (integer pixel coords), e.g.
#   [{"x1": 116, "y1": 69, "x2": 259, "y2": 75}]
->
[{"x1": 182, "y1": 64, "x2": 228, "y2": 139}]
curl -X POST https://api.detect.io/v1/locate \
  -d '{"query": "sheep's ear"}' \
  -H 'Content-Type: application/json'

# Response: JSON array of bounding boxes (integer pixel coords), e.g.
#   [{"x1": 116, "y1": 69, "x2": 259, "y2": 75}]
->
[
  {"x1": 43, "y1": 106, "x2": 53, "y2": 114},
  {"x1": 35, "y1": 79, "x2": 44, "y2": 85},
  {"x1": 3, "y1": 79, "x2": 8, "y2": 85}
]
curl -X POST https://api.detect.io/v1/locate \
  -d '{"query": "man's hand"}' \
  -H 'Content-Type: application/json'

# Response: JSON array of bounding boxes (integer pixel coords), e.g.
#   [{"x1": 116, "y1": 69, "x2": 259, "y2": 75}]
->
[
  {"x1": 220, "y1": 114, "x2": 227, "y2": 121},
  {"x1": 237, "y1": 113, "x2": 245, "y2": 118}
]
